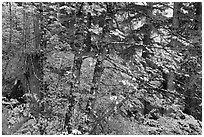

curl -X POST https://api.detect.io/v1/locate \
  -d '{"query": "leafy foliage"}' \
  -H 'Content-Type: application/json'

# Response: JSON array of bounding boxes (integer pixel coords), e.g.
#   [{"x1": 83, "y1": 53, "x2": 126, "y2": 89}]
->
[{"x1": 2, "y1": 2, "x2": 202, "y2": 135}]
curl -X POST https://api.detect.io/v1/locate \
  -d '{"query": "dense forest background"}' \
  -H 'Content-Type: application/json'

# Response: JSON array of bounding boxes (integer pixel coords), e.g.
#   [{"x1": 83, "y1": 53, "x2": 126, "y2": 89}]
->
[{"x1": 1, "y1": 2, "x2": 202, "y2": 135}]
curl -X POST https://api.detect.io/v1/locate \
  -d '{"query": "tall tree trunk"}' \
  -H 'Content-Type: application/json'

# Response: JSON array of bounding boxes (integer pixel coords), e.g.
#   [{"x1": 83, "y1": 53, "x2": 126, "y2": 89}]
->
[
  {"x1": 21, "y1": 2, "x2": 29, "y2": 92},
  {"x1": 64, "y1": 4, "x2": 84, "y2": 133},
  {"x1": 141, "y1": 2, "x2": 153, "y2": 115},
  {"x1": 168, "y1": 2, "x2": 180, "y2": 92},
  {"x1": 64, "y1": 52, "x2": 83, "y2": 134},
  {"x1": 23, "y1": 3, "x2": 44, "y2": 121},
  {"x1": 9, "y1": 2, "x2": 12, "y2": 50},
  {"x1": 86, "y1": 47, "x2": 106, "y2": 133},
  {"x1": 141, "y1": 2, "x2": 152, "y2": 59},
  {"x1": 167, "y1": 71, "x2": 175, "y2": 92},
  {"x1": 33, "y1": 6, "x2": 40, "y2": 51},
  {"x1": 64, "y1": 8, "x2": 94, "y2": 134},
  {"x1": 194, "y1": 2, "x2": 202, "y2": 55},
  {"x1": 172, "y1": 3, "x2": 180, "y2": 31},
  {"x1": 22, "y1": 3, "x2": 27, "y2": 51},
  {"x1": 194, "y1": 2, "x2": 202, "y2": 31},
  {"x1": 3, "y1": 2, "x2": 12, "y2": 80},
  {"x1": 183, "y1": 74, "x2": 196, "y2": 115},
  {"x1": 85, "y1": 9, "x2": 106, "y2": 123},
  {"x1": 25, "y1": 10, "x2": 30, "y2": 47},
  {"x1": 31, "y1": 3, "x2": 45, "y2": 134},
  {"x1": 183, "y1": 2, "x2": 202, "y2": 116},
  {"x1": 84, "y1": 10, "x2": 107, "y2": 132}
]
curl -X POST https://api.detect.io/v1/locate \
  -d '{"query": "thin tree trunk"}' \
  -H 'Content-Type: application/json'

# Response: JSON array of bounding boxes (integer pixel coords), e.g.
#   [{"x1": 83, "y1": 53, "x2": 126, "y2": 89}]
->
[
  {"x1": 172, "y1": 3, "x2": 180, "y2": 31},
  {"x1": 168, "y1": 2, "x2": 180, "y2": 92},
  {"x1": 64, "y1": 8, "x2": 92, "y2": 134},
  {"x1": 167, "y1": 71, "x2": 175, "y2": 91},
  {"x1": 85, "y1": 48, "x2": 106, "y2": 132},
  {"x1": 194, "y1": 2, "x2": 202, "y2": 47},
  {"x1": 194, "y1": 2, "x2": 202, "y2": 31},
  {"x1": 141, "y1": 2, "x2": 153, "y2": 115},
  {"x1": 85, "y1": 10, "x2": 106, "y2": 121},
  {"x1": 84, "y1": 12, "x2": 92, "y2": 53},
  {"x1": 33, "y1": 6, "x2": 40, "y2": 51},
  {"x1": 63, "y1": 6, "x2": 85, "y2": 133},
  {"x1": 9, "y1": 2, "x2": 12, "y2": 50},
  {"x1": 64, "y1": 52, "x2": 83, "y2": 134},
  {"x1": 141, "y1": 2, "x2": 152, "y2": 59},
  {"x1": 23, "y1": 3, "x2": 27, "y2": 51},
  {"x1": 83, "y1": 11, "x2": 106, "y2": 132},
  {"x1": 25, "y1": 10, "x2": 30, "y2": 47}
]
